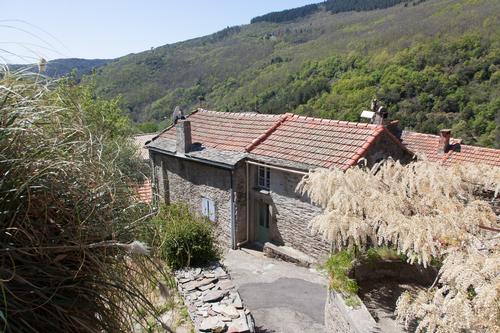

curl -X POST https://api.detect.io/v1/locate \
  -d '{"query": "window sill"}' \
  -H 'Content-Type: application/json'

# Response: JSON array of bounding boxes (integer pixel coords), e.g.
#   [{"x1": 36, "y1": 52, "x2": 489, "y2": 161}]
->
[{"x1": 253, "y1": 187, "x2": 270, "y2": 195}]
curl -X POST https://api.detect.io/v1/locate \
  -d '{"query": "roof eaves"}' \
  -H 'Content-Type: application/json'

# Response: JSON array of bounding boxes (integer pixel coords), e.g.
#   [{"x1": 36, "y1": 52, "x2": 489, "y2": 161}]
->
[{"x1": 147, "y1": 145, "x2": 238, "y2": 170}]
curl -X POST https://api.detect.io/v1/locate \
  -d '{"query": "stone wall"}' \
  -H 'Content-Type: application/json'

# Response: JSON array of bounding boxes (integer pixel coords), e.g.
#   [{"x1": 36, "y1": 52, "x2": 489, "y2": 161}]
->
[
  {"x1": 249, "y1": 166, "x2": 331, "y2": 260},
  {"x1": 353, "y1": 260, "x2": 437, "y2": 285},
  {"x1": 152, "y1": 152, "x2": 235, "y2": 247},
  {"x1": 324, "y1": 291, "x2": 378, "y2": 333},
  {"x1": 364, "y1": 132, "x2": 413, "y2": 166}
]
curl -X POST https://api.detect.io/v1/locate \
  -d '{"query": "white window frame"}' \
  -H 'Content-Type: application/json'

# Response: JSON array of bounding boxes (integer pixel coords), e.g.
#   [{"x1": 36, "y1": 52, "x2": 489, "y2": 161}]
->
[
  {"x1": 257, "y1": 166, "x2": 271, "y2": 190},
  {"x1": 201, "y1": 197, "x2": 216, "y2": 222}
]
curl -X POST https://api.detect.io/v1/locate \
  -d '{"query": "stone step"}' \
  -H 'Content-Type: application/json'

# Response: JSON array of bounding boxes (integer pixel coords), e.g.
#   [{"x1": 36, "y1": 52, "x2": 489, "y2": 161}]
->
[{"x1": 263, "y1": 242, "x2": 316, "y2": 267}]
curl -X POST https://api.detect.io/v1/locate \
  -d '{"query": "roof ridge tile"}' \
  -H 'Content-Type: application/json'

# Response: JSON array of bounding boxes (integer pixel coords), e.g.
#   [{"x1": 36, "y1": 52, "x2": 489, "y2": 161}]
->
[{"x1": 244, "y1": 114, "x2": 291, "y2": 152}]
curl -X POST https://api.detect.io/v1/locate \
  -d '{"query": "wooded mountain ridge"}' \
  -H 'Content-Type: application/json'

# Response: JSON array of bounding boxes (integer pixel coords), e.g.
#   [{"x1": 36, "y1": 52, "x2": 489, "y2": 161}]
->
[
  {"x1": 10, "y1": 58, "x2": 111, "y2": 78},
  {"x1": 250, "y1": 0, "x2": 425, "y2": 24},
  {"x1": 13, "y1": 0, "x2": 500, "y2": 147}
]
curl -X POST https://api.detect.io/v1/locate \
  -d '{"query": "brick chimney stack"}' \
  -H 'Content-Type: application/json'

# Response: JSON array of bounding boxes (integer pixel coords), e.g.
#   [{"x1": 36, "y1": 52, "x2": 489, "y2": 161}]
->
[
  {"x1": 438, "y1": 129, "x2": 451, "y2": 154},
  {"x1": 176, "y1": 120, "x2": 192, "y2": 154}
]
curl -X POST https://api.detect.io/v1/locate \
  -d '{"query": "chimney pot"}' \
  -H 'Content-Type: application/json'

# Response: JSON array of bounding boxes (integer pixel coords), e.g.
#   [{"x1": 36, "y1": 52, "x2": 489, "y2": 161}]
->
[
  {"x1": 438, "y1": 129, "x2": 451, "y2": 154},
  {"x1": 370, "y1": 99, "x2": 389, "y2": 125},
  {"x1": 176, "y1": 120, "x2": 192, "y2": 154}
]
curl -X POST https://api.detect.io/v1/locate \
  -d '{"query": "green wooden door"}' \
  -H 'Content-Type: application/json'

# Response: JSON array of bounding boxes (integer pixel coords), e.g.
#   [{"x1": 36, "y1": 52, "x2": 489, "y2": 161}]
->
[{"x1": 257, "y1": 202, "x2": 270, "y2": 243}]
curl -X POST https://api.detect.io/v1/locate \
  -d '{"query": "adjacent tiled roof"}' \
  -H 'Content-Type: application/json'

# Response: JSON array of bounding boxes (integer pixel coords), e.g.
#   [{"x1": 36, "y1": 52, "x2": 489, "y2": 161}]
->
[
  {"x1": 249, "y1": 115, "x2": 386, "y2": 169},
  {"x1": 401, "y1": 131, "x2": 500, "y2": 167},
  {"x1": 135, "y1": 178, "x2": 152, "y2": 203},
  {"x1": 149, "y1": 109, "x2": 499, "y2": 170},
  {"x1": 134, "y1": 133, "x2": 157, "y2": 159},
  {"x1": 158, "y1": 110, "x2": 284, "y2": 152}
]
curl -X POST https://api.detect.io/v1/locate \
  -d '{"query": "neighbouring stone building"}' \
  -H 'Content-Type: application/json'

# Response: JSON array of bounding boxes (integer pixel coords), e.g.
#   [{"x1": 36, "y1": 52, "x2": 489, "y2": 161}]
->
[{"x1": 144, "y1": 106, "x2": 500, "y2": 261}]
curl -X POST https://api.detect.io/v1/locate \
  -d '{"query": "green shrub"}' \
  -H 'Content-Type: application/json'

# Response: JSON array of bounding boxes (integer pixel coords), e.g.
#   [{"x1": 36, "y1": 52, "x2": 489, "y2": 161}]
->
[
  {"x1": 364, "y1": 246, "x2": 406, "y2": 263},
  {"x1": 149, "y1": 204, "x2": 220, "y2": 269},
  {"x1": 324, "y1": 250, "x2": 359, "y2": 295}
]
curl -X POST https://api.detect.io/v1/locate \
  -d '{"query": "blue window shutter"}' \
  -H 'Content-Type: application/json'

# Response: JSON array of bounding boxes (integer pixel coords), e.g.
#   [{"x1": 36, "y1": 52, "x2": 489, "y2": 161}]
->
[
  {"x1": 208, "y1": 200, "x2": 216, "y2": 222},
  {"x1": 201, "y1": 198, "x2": 208, "y2": 217}
]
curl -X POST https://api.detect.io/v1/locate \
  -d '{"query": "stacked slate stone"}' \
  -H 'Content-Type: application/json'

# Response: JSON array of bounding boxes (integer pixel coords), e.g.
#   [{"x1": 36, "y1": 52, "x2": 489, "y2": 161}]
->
[{"x1": 175, "y1": 264, "x2": 254, "y2": 333}]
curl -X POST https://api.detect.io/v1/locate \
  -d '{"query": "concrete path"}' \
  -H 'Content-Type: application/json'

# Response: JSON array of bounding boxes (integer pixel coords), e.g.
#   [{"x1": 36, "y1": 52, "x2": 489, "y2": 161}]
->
[{"x1": 223, "y1": 249, "x2": 328, "y2": 333}]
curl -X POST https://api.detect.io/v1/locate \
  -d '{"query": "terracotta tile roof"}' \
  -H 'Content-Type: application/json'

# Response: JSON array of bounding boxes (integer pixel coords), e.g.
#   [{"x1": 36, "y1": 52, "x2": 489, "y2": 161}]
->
[
  {"x1": 153, "y1": 109, "x2": 499, "y2": 170},
  {"x1": 158, "y1": 110, "x2": 284, "y2": 152},
  {"x1": 152, "y1": 109, "x2": 411, "y2": 169},
  {"x1": 134, "y1": 133, "x2": 157, "y2": 159},
  {"x1": 134, "y1": 178, "x2": 152, "y2": 203},
  {"x1": 401, "y1": 131, "x2": 500, "y2": 167},
  {"x1": 249, "y1": 115, "x2": 386, "y2": 169}
]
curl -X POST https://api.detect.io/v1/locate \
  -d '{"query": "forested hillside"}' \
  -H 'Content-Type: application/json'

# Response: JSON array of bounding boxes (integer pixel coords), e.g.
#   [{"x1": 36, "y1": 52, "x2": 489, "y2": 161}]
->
[
  {"x1": 90, "y1": 0, "x2": 500, "y2": 147},
  {"x1": 250, "y1": 0, "x2": 422, "y2": 24},
  {"x1": 11, "y1": 58, "x2": 112, "y2": 78}
]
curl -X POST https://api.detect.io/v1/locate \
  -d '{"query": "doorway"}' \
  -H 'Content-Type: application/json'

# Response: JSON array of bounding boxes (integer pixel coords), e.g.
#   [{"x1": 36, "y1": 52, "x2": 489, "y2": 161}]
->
[{"x1": 256, "y1": 201, "x2": 270, "y2": 243}]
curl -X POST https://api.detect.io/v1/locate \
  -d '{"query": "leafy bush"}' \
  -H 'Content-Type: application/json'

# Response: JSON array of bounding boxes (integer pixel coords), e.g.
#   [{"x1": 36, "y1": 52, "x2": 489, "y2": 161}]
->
[
  {"x1": 364, "y1": 246, "x2": 406, "y2": 263},
  {"x1": 148, "y1": 204, "x2": 220, "y2": 269},
  {"x1": 324, "y1": 250, "x2": 359, "y2": 295}
]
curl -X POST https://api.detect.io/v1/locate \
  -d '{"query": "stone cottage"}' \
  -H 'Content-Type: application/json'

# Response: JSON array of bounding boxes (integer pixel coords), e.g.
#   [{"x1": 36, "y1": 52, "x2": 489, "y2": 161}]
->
[{"x1": 145, "y1": 108, "x2": 416, "y2": 261}]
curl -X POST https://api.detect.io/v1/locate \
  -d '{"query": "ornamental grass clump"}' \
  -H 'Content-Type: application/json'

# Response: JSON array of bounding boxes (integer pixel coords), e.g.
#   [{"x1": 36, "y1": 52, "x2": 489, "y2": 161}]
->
[
  {"x1": 148, "y1": 204, "x2": 220, "y2": 269},
  {"x1": 298, "y1": 159, "x2": 500, "y2": 333},
  {"x1": 0, "y1": 70, "x2": 165, "y2": 332}
]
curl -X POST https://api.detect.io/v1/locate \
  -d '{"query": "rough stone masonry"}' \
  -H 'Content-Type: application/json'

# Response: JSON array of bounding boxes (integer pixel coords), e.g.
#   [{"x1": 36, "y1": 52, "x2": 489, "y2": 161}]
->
[{"x1": 174, "y1": 263, "x2": 254, "y2": 333}]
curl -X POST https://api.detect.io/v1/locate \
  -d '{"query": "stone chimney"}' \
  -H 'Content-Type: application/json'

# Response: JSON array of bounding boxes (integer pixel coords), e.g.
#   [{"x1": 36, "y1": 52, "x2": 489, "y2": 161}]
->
[
  {"x1": 176, "y1": 120, "x2": 192, "y2": 154},
  {"x1": 438, "y1": 129, "x2": 451, "y2": 154},
  {"x1": 172, "y1": 106, "x2": 185, "y2": 125},
  {"x1": 370, "y1": 99, "x2": 389, "y2": 125}
]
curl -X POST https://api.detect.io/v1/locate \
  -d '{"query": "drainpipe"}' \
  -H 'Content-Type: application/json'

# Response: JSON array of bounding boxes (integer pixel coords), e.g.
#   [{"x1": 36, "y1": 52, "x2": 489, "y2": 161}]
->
[
  {"x1": 149, "y1": 150, "x2": 158, "y2": 210},
  {"x1": 236, "y1": 162, "x2": 250, "y2": 248},
  {"x1": 230, "y1": 170, "x2": 236, "y2": 249}
]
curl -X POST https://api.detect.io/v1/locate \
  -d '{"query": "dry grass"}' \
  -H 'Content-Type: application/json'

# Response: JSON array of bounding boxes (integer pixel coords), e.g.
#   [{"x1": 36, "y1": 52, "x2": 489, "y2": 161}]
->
[
  {"x1": 298, "y1": 159, "x2": 500, "y2": 332},
  {"x1": 0, "y1": 70, "x2": 169, "y2": 332}
]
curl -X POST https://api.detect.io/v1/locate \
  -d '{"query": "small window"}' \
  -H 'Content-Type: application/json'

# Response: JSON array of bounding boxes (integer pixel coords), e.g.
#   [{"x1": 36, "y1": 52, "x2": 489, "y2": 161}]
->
[
  {"x1": 257, "y1": 166, "x2": 270, "y2": 190},
  {"x1": 201, "y1": 197, "x2": 216, "y2": 222}
]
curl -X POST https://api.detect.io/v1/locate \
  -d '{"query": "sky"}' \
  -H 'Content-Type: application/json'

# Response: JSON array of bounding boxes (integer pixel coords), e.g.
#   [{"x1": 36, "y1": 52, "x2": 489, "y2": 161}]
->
[{"x1": 1, "y1": 0, "x2": 315, "y2": 64}]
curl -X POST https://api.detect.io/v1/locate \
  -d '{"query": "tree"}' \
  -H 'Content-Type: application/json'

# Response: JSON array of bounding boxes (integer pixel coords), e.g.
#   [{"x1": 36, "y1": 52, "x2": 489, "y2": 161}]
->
[
  {"x1": 53, "y1": 77, "x2": 148, "y2": 183},
  {"x1": 297, "y1": 160, "x2": 499, "y2": 332}
]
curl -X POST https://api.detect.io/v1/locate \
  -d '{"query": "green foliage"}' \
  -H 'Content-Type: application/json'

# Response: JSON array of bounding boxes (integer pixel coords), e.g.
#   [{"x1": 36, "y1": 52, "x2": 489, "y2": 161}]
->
[
  {"x1": 250, "y1": 1, "x2": 420, "y2": 24},
  {"x1": 135, "y1": 121, "x2": 161, "y2": 133},
  {"x1": 344, "y1": 295, "x2": 361, "y2": 308},
  {"x1": 305, "y1": 33, "x2": 500, "y2": 147},
  {"x1": 88, "y1": 0, "x2": 499, "y2": 147},
  {"x1": 148, "y1": 204, "x2": 220, "y2": 270},
  {"x1": 251, "y1": 3, "x2": 320, "y2": 24},
  {"x1": 324, "y1": 0, "x2": 418, "y2": 14},
  {"x1": 364, "y1": 246, "x2": 406, "y2": 264},
  {"x1": 55, "y1": 77, "x2": 131, "y2": 138},
  {"x1": 53, "y1": 77, "x2": 149, "y2": 182},
  {"x1": 9, "y1": 58, "x2": 110, "y2": 79},
  {"x1": 324, "y1": 250, "x2": 359, "y2": 295},
  {"x1": 325, "y1": 247, "x2": 408, "y2": 296}
]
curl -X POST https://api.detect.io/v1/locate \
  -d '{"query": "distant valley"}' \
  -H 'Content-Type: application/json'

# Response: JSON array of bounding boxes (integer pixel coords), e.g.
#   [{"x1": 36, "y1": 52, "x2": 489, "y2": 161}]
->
[{"x1": 12, "y1": 0, "x2": 500, "y2": 147}]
